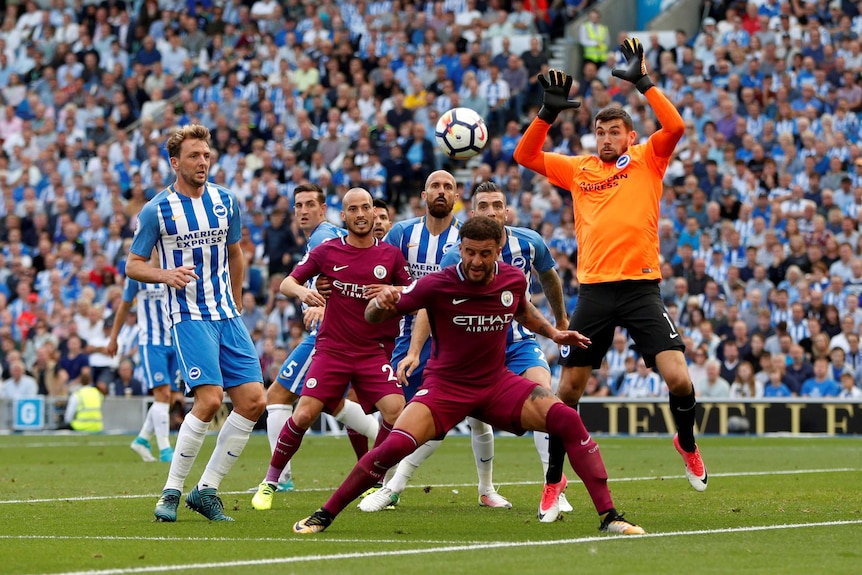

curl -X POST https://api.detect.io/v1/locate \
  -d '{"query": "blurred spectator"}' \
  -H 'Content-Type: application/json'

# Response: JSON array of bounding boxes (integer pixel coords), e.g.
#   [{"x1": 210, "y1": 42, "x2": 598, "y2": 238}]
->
[
  {"x1": 109, "y1": 358, "x2": 145, "y2": 397},
  {"x1": 0, "y1": 358, "x2": 38, "y2": 399}
]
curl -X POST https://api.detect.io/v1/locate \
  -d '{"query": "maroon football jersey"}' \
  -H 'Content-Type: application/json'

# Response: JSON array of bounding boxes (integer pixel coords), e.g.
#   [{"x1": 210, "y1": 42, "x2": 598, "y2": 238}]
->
[
  {"x1": 290, "y1": 237, "x2": 412, "y2": 354},
  {"x1": 395, "y1": 262, "x2": 528, "y2": 383}
]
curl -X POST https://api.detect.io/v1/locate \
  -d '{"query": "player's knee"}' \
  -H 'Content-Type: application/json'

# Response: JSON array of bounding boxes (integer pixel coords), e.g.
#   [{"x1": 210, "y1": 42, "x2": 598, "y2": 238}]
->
[
  {"x1": 266, "y1": 384, "x2": 295, "y2": 405},
  {"x1": 378, "y1": 398, "x2": 405, "y2": 425},
  {"x1": 291, "y1": 405, "x2": 319, "y2": 429},
  {"x1": 664, "y1": 374, "x2": 694, "y2": 395},
  {"x1": 192, "y1": 392, "x2": 223, "y2": 419},
  {"x1": 152, "y1": 386, "x2": 171, "y2": 402},
  {"x1": 245, "y1": 393, "x2": 267, "y2": 419}
]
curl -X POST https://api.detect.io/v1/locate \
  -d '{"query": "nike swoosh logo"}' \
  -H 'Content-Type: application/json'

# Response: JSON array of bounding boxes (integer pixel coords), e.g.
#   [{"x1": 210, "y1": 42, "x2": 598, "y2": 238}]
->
[
  {"x1": 373, "y1": 460, "x2": 388, "y2": 470},
  {"x1": 171, "y1": 215, "x2": 185, "y2": 220},
  {"x1": 179, "y1": 452, "x2": 193, "y2": 458},
  {"x1": 480, "y1": 457, "x2": 493, "y2": 463},
  {"x1": 407, "y1": 243, "x2": 419, "y2": 248},
  {"x1": 452, "y1": 298, "x2": 469, "y2": 305},
  {"x1": 333, "y1": 265, "x2": 349, "y2": 271},
  {"x1": 670, "y1": 333, "x2": 680, "y2": 339},
  {"x1": 580, "y1": 437, "x2": 591, "y2": 446},
  {"x1": 227, "y1": 450, "x2": 240, "y2": 458}
]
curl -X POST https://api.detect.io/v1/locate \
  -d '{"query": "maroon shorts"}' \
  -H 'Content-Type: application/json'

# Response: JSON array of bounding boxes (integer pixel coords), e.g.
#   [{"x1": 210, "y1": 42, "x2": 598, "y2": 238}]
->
[
  {"x1": 303, "y1": 348, "x2": 402, "y2": 413},
  {"x1": 409, "y1": 369, "x2": 537, "y2": 437}
]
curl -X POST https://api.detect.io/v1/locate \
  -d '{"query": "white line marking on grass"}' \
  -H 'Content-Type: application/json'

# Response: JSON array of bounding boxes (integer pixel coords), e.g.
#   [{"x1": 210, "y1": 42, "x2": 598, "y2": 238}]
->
[
  {"x1": 0, "y1": 535, "x2": 468, "y2": 545},
  {"x1": 30, "y1": 519, "x2": 862, "y2": 575},
  {"x1": 0, "y1": 467, "x2": 858, "y2": 505}
]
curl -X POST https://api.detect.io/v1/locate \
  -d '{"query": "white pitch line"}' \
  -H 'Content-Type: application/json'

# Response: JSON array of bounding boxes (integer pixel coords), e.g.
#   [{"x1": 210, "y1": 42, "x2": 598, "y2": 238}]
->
[
  {"x1": 0, "y1": 535, "x2": 470, "y2": 545},
  {"x1": 30, "y1": 519, "x2": 862, "y2": 575},
  {"x1": 0, "y1": 467, "x2": 857, "y2": 505}
]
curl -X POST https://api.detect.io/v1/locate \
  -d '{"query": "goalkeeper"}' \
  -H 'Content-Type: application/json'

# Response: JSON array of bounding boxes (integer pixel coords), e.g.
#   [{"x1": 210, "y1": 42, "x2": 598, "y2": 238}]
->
[{"x1": 513, "y1": 38, "x2": 708, "y2": 522}]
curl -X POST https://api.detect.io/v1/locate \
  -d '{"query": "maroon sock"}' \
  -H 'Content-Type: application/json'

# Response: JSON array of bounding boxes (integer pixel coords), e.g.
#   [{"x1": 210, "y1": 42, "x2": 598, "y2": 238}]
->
[
  {"x1": 323, "y1": 429, "x2": 417, "y2": 517},
  {"x1": 373, "y1": 419, "x2": 393, "y2": 448},
  {"x1": 346, "y1": 427, "x2": 369, "y2": 460},
  {"x1": 545, "y1": 402, "x2": 613, "y2": 514},
  {"x1": 264, "y1": 417, "x2": 305, "y2": 484}
]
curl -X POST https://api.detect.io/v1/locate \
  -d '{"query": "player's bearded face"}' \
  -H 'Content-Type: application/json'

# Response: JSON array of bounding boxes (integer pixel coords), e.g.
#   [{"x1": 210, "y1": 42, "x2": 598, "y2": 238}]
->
[
  {"x1": 595, "y1": 119, "x2": 636, "y2": 163},
  {"x1": 459, "y1": 238, "x2": 500, "y2": 284},
  {"x1": 345, "y1": 205, "x2": 373, "y2": 236},
  {"x1": 423, "y1": 174, "x2": 458, "y2": 218}
]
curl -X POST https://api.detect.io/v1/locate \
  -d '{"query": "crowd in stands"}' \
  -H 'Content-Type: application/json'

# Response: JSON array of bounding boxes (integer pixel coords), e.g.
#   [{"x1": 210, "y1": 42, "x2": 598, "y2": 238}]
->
[{"x1": 2, "y1": 0, "x2": 862, "y2": 413}]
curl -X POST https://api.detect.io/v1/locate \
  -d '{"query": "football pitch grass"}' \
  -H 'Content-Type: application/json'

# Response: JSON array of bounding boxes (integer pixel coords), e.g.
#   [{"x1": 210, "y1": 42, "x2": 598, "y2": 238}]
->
[{"x1": 1, "y1": 433, "x2": 859, "y2": 575}]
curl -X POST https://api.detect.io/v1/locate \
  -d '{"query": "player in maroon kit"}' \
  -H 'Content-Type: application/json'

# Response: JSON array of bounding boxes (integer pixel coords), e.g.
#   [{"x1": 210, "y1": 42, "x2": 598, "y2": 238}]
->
[
  {"x1": 251, "y1": 188, "x2": 412, "y2": 511},
  {"x1": 293, "y1": 216, "x2": 646, "y2": 536}
]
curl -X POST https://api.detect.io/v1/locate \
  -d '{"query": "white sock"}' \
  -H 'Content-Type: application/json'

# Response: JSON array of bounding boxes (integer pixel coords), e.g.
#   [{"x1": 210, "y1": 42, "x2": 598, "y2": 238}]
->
[
  {"x1": 140, "y1": 405, "x2": 154, "y2": 440},
  {"x1": 334, "y1": 399, "x2": 379, "y2": 441},
  {"x1": 149, "y1": 401, "x2": 171, "y2": 451},
  {"x1": 267, "y1": 404, "x2": 293, "y2": 483},
  {"x1": 386, "y1": 438, "x2": 443, "y2": 494},
  {"x1": 198, "y1": 411, "x2": 256, "y2": 491},
  {"x1": 534, "y1": 431, "x2": 550, "y2": 477},
  {"x1": 468, "y1": 417, "x2": 495, "y2": 495},
  {"x1": 164, "y1": 413, "x2": 209, "y2": 492}
]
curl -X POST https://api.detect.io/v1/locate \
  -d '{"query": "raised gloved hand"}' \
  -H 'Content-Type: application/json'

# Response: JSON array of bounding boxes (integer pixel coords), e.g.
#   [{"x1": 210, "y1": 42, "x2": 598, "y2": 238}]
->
[
  {"x1": 611, "y1": 37, "x2": 655, "y2": 94},
  {"x1": 537, "y1": 69, "x2": 581, "y2": 124}
]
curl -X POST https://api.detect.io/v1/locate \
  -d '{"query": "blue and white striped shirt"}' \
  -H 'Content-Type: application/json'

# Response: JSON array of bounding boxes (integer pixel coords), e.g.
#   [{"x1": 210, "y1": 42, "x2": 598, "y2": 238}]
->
[
  {"x1": 122, "y1": 278, "x2": 172, "y2": 347},
  {"x1": 384, "y1": 216, "x2": 462, "y2": 340},
  {"x1": 441, "y1": 225, "x2": 557, "y2": 344},
  {"x1": 129, "y1": 183, "x2": 242, "y2": 324}
]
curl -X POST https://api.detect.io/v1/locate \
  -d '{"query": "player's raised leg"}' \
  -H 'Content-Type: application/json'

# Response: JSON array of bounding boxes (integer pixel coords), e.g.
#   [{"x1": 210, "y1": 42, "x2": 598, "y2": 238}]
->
[
  {"x1": 294, "y1": 401, "x2": 438, "y2": 533},
  {"x1": 518, "y1": 382, "x2": 645, "y2": 535}
]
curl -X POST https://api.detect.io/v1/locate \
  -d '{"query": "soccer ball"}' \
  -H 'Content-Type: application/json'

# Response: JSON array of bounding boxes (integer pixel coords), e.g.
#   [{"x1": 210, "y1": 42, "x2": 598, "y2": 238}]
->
[{"x1": 435, "y1": 107, "x2": 489, "y2": 160}]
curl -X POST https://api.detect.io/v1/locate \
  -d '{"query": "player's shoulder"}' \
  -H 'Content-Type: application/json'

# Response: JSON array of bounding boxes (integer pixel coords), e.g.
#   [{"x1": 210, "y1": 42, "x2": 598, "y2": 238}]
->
[
  {"x1": 142, "y1": 188, "x2": 173, "y2": 211},
  {"x1": 207, "y1": 181, "x2": 236, "y2": 199},
  {"x1": 440, "y1": 243, "x2": 462, "y2": 267},
  {"x1": 628, "y1": 143, "x2": 651, "y2": 161},
  {"x1": 390, "y1": 216, "x2": 423, "y2": 234},
  {"x1": 507, "y1": 225, "x2": 544, "y2": 245},
  {"x1": 310, "y1": 221, "x2": 345, "y2": 243},
  {"x1": 497, "y1": 261, "x2": 530, "y2": 284}
]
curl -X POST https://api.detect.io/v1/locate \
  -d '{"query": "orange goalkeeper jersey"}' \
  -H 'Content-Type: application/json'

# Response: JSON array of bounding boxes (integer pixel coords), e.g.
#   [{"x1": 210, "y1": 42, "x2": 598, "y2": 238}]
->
[{"x1": 514, "y1": 88, "x2": 683, "y2": 285}]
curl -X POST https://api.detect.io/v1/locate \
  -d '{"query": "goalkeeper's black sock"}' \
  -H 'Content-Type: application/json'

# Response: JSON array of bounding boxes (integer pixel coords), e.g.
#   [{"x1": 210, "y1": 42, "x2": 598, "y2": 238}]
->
[
  {"x1": 670, "y1": 388, "x2": 697, "y2": 452},
  {"x1": 545, "y1": 434, "x2": 566, "y2": 485}
]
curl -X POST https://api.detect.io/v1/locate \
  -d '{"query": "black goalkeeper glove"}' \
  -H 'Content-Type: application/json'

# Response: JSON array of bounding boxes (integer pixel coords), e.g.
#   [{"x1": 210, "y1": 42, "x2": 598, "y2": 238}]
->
[
  {"x1": 537, "y1": 69, "x2": 581, "y2": 124},
  {"x1": 611, "y1": 37, "x2": 655, "y2": 94}
]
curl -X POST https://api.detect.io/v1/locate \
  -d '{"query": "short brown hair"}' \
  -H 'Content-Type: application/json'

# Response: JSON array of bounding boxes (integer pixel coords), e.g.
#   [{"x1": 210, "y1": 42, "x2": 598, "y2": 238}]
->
[
  {"x1": 595, "y1": 107, "x2": 634, "y2": 131},
  {"x1": 293, "y1": 183, "x2": 326, "y2": 205},
  {"x1": 165, "y1": 124, "x2": 211, "y2": 158},
  {"x1": 460, "y1": 215, "x2": 503, "y2": 244}
]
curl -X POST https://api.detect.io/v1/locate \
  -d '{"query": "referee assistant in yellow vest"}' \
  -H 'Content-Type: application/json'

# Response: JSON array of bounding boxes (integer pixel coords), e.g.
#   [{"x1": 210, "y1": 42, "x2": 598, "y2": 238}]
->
[
  {"x1": 63, "y1": 378, "x2": 107, "y2": 432},
  {"x1": 579, "y1": 9, "x2": 609, "y2": 68}
]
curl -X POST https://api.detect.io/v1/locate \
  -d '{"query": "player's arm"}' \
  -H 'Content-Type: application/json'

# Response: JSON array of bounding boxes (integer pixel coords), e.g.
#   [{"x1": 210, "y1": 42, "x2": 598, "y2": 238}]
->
[
  {"x1": 127, "y1": 204, "x2": 198, "y2": 288},
  {"x1": 612, "y1": 37, "x2": 684, "y2": 158},
  {"x1": 513, "y1": 70, "x2": 579, "y2": 183},
  {"x1": 537, "y1": 267, "x2": 567, "y2": 329},
  {"x1": 515, "y1": 298, "x2": 591, "y2": 349},
  {"x1": 227, "y1": 242, "x2": 245, "y2": 313},
  {"x1": 396, "y1": 308, "x2": 430, "y2": 385},
  {"x1": 106, "y1": 299, "x2": 133, "y2": 357},
  {"x1": 126, "y1": 252, "x2": 198, "y2": 288},
  {"x1": 281, "y1": 275, "x2": 327, "y2": 307},
  {"x1": 365, "y1": 285, "x2": 403, "y2": 323}
]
